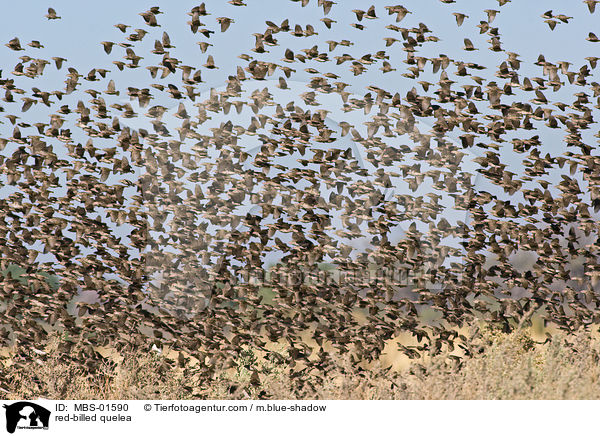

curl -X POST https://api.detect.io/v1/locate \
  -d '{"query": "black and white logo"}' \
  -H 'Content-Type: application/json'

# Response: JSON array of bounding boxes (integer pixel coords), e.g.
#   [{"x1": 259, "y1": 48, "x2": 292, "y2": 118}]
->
[{"x1": 3, "y1": 402, "x2": 50, "y2": 434}]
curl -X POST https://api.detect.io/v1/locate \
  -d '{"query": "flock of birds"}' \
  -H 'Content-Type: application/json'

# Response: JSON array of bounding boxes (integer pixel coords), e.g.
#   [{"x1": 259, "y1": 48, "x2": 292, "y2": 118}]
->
[{"x1": 1, "y1": 0, "x2": 600, "y2": 394}]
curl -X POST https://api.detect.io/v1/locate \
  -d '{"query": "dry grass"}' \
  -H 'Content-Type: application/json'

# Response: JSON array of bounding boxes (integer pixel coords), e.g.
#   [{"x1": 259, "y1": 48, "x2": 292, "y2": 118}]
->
[{"x1": 2, "y1": 325, "x2": 600, "y2": 400}]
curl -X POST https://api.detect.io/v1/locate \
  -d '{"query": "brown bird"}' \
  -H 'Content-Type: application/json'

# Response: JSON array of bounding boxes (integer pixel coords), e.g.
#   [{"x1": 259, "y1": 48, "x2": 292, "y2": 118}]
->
[
  {"x1": 584, "y1": 0, "x2": 599, "y2": 13},
  {"x1": 51, "y1": 56, "x2": 67, "y2": 69},
  {"x1": 555, "y1": 14, "x2": 572, "y2": 23},
  {"x1": 463, "y1": 38, "x2": 477, "y2": 51},
  {"x1": 114, "y1": 23, "x2": 130, "y2": 32},
  {"x1": 453, "y1": 12, "x2": 468, "y2": 26},
  {"x1": 320, "y1": 17, "x2": 336, "y2": 28},
  {"x1": 320, "y1": 0, "x2": 335, "y2": 14},
  {"x1": 352, "y1": 9, "x2": 366, "y2": 21},
  {"x1": 484, "y1": 9, "x2": 499, "y2": 22},
  {"x1": 45, "y1": 7, "x2": 61, "y2": 19},
  {"x1": 5, "y1": 37, "x2": 24, "y2": 51},
  {"x1": 365, "y1": 5, "x2": 377, "y2": 19},
  {"x1": 385, "y1": 5, "x2": 411, "y2": 22},
  {"x1": 100, "y1": 41, "x2": 114, "y2": 54},
  {"x1": 27, "y1": 40, "x2": 44, "y2": 49},
  {"x1": 197, "y1": 41, "x2": 212, "y2": 53},
  {"x1": 139, "y1": 9, "x2": 160, "y2": 27},
  {"x1": 217, "y1": 17, "x2": 234, "y2": 32},
  {"x1": 203, "y1": 55, "x2": 217, "y2": 69}
]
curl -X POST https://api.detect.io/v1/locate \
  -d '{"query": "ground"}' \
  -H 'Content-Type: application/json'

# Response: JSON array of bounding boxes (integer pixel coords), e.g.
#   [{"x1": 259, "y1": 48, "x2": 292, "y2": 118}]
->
[{"x1": 2, "y1": 322, "x2": 599, "y2": 400}]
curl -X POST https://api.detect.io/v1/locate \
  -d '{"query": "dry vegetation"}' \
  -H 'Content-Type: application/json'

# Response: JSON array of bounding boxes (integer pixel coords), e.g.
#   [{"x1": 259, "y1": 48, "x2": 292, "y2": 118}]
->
[{"x1": 2, "y1": 323, "x2": 600, "y2": 400}]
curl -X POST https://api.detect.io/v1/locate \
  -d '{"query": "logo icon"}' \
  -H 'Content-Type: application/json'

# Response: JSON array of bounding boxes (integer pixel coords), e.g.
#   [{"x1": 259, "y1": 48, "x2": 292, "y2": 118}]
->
[{"x1": 3, "y1": 402, "x2": 50, "y2": 433}]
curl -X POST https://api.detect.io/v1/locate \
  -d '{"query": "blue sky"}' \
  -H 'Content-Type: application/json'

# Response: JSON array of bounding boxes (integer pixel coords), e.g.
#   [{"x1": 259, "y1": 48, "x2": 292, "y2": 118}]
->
[{"x1": 1, "y1": 0, "x2": 599, "y2": 289}]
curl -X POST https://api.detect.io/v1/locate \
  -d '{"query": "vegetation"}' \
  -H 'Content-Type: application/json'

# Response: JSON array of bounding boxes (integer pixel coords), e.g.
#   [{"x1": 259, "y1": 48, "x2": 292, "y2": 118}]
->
[{"x1": 2, "y1": 324, "x2": 600, "y2": 400}]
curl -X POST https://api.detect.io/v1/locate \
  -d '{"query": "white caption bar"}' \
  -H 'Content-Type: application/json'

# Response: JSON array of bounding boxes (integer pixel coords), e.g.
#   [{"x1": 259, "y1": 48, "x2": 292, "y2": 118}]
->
[{"x1": 0, "y1": 400, "x2": 596, "y2": 436}]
